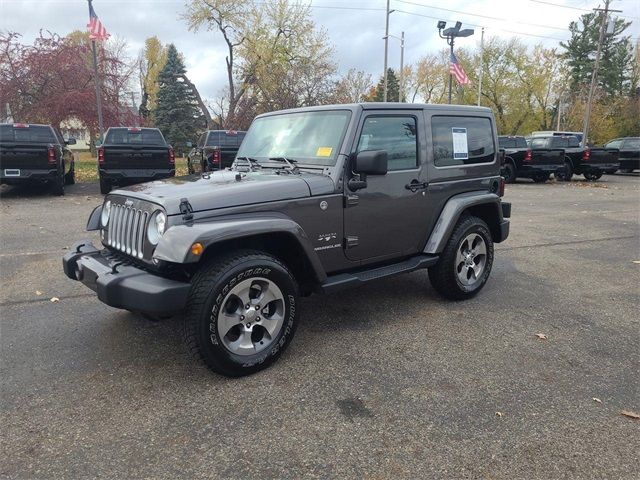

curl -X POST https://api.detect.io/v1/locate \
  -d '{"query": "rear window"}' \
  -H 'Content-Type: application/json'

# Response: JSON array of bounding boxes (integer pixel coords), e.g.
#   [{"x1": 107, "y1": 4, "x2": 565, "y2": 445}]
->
[
  {"x1": 499, "y1": 136, "x2": 527, "y2": 148},
  {"x1": 432, "y1": 116, "x2": 495, "y2": 166},
  {"x1": 105, "y1": 128, "x2": 166, "y2": 145},
  {"x1": 206, "y1": 131, "x2": 244, "y2": 147},
  {"x1": 529, "y1": 138, "x2": 548, "y2": 149},
  {"x1": 0, "y1": 124, "x2": 56, "y2": 143}
]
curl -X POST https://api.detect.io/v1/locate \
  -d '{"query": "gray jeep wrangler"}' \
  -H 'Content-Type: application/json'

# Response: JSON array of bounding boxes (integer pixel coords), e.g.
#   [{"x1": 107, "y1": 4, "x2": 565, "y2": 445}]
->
[{"x1": 63, "y1": 103, "x2": 510, "y2": 377}]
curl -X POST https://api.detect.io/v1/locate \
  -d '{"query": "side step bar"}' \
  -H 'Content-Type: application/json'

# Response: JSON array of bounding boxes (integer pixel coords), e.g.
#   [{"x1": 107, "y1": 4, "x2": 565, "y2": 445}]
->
[{"x1": 319, "y1": 254, "x2": 439, "y2": 294}]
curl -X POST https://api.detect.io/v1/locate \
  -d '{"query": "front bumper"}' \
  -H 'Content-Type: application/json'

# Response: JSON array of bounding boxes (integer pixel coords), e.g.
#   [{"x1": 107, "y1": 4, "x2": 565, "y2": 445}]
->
[{"x1": 63, "y1": 240, "x2": 190, "y2": 313}]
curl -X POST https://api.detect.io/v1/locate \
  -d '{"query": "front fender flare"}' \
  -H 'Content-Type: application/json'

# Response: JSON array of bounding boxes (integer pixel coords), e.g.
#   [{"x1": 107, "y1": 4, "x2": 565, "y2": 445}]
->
[
  {"x1": 153, "y1": 213, "x2": 327, "y2": 282},
  {"x1": 424, "y1": 192, "x2": 502, "y2": 254}
]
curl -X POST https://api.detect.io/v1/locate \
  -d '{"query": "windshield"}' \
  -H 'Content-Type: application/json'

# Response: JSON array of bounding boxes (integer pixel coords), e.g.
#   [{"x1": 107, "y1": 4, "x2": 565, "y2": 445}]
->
[{"x1": 237, "y1": 110, "x2": 351, "y2": 166}]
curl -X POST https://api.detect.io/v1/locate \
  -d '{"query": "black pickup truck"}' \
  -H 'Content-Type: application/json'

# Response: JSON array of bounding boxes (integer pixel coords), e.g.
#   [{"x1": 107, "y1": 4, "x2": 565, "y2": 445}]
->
[
  {"x1": 98, "y1": 127, "x2": 175, "y2": 194},
  {"x1": 187, "y1": 129, "x2": 246, "y2": 173},
  {"x1": 498, "y1": 135, "x2": 564, "y2": 183},
  {"x1": 0, "y1": 123, "x2": 75, "y2": 195},
  {"x1": 604, "y1": 137, "x2": 639, "y2": 173},
  {"x1": 527, "y1": 135, "x2": 619, "y2": 181}
]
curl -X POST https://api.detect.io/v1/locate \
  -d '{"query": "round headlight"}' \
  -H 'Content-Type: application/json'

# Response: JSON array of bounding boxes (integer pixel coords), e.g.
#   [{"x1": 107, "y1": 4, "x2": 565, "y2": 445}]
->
[
  {"x1": 147, "y1": 211, "x2": 167, "y2": 245},
  {"x1": 101, "y1": 200, "x2": 111, "y2": 227}
]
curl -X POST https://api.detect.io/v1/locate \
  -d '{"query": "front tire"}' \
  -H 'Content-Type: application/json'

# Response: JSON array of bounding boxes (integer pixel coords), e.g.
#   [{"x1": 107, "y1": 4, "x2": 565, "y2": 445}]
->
[
  {"x1": 64, "y1": 165, "x2": 75, "y2": 185},
  {"x1": 428, "y1": 215, "x2": 494, "y2": 300},
  {"x1": 584, "y1": 171, "x2": 603, "y2": 181},
  {"x1": 184, "y1": 250, "x2": 299, "y2": 377},
  {"x1": 556, "y1": 160, "x2": 573, "y2": 181},
  {"x1": 52, "y1": 175, "x2": 65, "y2": 196},
  {"x1": 532, "y1": 173, "x2": 549, "y2": 183}
]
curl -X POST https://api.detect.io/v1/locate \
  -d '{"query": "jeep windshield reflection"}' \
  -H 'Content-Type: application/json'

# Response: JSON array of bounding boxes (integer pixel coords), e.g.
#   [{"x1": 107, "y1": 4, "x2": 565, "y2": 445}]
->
[{"x1": 236, "y1": 110, "x2": 351, "y2": 166}]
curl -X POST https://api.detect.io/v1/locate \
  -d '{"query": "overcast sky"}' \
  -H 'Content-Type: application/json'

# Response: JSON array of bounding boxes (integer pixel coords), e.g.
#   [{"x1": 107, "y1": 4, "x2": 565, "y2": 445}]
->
[{"x1": 1, "y1": 0, "x2": 639, "y2": 105}]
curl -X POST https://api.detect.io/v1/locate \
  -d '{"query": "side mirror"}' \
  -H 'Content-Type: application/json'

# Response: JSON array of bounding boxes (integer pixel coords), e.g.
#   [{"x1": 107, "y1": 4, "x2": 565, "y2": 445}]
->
[
  {"x1": 65, "y1": 138, "x2": 77, "y2": 145},
  {"x1": 353, "y1": 150, "x2": 388, "y2": 175}
]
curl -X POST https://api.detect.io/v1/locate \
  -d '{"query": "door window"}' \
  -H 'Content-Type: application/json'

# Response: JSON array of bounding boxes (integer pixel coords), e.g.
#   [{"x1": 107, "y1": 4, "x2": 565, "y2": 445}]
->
[
  {"x1": 357, "y1": 116, "x2": 417, "y2": 171},
  {"x1": 432, "y1": 116, "x2": 495, "y2": 166}
]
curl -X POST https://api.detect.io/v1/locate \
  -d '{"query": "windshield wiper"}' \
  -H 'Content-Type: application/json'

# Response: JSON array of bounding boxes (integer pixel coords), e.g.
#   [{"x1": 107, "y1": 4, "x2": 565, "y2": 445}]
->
[
  {"x1": 234, "y1": 156, "x2": 261, "y2": 172},
  {"x1": 268, "y1": 157, "x2": 298, "y2": 172}
]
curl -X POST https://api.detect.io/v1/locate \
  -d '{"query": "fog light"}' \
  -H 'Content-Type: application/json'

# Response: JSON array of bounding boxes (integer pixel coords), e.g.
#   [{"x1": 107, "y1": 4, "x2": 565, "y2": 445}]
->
[{"x1": 191, "y1": 242, "x2": 204, "y2": 256}]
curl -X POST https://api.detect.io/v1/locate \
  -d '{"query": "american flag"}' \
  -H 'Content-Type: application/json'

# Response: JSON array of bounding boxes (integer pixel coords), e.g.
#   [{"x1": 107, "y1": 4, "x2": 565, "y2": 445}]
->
[
  {"x1": 87, "y1": 3, "x2": 110, "y2": 41},
  {"x1": 450, "y1": 53, "x2": 470, "y2": 86}
]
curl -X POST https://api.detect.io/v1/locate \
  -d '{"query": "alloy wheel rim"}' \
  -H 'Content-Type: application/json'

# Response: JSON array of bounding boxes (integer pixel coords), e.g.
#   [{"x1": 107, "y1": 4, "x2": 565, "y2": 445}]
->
[
  {"x1": 216, "y1": 277, "x2": 285, "y2": 356},
  {"x1": 455, "y1": 233, "x2": 487, "y2": 286}
]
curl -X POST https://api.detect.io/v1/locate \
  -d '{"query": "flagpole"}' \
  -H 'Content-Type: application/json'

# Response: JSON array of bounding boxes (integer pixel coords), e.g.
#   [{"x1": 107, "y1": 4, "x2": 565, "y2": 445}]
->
[{"x1": 88, "y1": 0, "x2": 105, "y2": 141}]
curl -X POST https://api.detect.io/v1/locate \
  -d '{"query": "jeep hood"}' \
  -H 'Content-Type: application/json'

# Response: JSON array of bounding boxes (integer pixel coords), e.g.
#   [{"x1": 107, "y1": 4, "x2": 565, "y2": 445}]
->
[{"x1": 109, "y1": 170, "x2": 335, "y2": 215}]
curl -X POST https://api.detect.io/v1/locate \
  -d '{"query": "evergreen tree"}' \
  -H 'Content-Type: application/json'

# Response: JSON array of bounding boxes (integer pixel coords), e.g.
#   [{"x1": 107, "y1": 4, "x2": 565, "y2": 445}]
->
[
  {"x1": 153, "y1": 44, "x2": 203, "y2": 151},
  {"x1": 561, "y1": 13, "x2": 634, "y2": 96},
  {"x1": 367, "y1": 68, "x2": 400, "y2": 102}
]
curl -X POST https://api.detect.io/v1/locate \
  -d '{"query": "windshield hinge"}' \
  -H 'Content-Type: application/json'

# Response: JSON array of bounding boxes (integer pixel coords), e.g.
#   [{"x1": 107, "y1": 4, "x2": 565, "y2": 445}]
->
[{"x1": 179, "y1": 198, "x2": 194, "y2": 221}]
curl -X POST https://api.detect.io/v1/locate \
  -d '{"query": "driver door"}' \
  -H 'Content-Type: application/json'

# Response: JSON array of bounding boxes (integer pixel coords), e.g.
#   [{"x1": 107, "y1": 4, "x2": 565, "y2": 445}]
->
[{"x1": 343, "y1": 110, "x2": 432, "y2": 262}]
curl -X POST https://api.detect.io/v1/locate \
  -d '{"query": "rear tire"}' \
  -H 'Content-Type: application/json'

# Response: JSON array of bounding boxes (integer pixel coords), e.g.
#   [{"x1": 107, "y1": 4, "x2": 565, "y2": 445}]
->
[
  {"x1": 621, "y1": 168, "x2": 634, "y2": 174},
  {"x1": 99, "y1": 178, "x2": 111, "y2": 195},
  {"x1": 184, "y1": 249, "x2": 299, "y2": 377},
  {"x1": 52, "y1": 175, "x2": 65, "y2": 196},
  {"x1": 501, "y1": 162, "x2": 517, "y2": 184},
  {"x1": 428, "y1": 215, "x2": 494, "y2": 300},
  {"x1": 64, "y1": 165, "x2": 75, "y2": 185}
]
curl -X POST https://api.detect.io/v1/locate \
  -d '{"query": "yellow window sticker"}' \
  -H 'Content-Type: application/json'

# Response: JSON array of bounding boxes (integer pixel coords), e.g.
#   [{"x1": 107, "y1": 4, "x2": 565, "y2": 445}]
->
[{"x1": 316, "y1": 147, "x2": 333, "y2": 157}]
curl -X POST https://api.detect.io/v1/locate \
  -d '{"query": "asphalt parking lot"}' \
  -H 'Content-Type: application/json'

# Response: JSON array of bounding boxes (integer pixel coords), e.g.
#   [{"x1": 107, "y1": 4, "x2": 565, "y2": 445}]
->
[{"x1": 1, "y1": 174, "x2": 639, "y2": 479}]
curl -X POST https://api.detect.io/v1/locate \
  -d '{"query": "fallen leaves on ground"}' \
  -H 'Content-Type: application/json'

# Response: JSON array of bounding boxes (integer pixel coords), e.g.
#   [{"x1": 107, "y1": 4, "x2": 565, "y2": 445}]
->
[
  {"x1": 632, "y1": 260, "x2": 640, "y2": 264},
  {"x1": 495, "y1": 412, "x2": 503, "y2": 418},
  {"x1": 35, "y1": 290, "x2": 42, "y2": 296},
  {"x1": 50, "y1": 297, "x2": 60, "y2": 303},
  {"x1": 592, "y1": 397, "x2": 602, "y2": 404},
  {"x1": 621, "y1": 410, "x2": 640, "y2": 420},
  {"x1": 535, "y1": 333, "x2": 548, "y2": 340}
]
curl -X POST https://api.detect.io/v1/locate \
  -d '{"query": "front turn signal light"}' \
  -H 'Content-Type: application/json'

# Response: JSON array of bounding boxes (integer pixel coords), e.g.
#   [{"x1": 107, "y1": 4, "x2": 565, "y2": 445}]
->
[{"x1": 191, "y1": 242, "x2": 204, "y2": 256}]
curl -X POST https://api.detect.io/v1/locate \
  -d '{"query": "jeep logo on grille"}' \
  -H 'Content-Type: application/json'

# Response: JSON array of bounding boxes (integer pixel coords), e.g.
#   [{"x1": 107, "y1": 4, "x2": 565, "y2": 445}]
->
[{"x1": 124, "y1": 199, "x2": 133, "y2": 207}]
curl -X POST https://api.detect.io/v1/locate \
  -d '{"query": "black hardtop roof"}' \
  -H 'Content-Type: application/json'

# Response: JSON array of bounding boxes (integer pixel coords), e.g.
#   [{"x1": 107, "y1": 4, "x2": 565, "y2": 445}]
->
[{"x1": 255, "y1": 102, "x2": 493, "y2": 119}]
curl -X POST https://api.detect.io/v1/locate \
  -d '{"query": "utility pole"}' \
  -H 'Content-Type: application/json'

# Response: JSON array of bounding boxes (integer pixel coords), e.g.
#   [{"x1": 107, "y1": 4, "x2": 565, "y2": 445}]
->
[
  {"x1": 477, "y1": 27, "x2": 485, "y2": 106},
  {"x1": 383, "y1": 0, "x2": 391, "y2": 102},
  {"x1": 399, "y1": 31, "x2": 405, "y2": 102},
  {"x1": 581, "y1": 0, "x2": 621, "y2": 146},
  {"x1": 88, "y1": 0, "x2": 105, "y2": 141}
]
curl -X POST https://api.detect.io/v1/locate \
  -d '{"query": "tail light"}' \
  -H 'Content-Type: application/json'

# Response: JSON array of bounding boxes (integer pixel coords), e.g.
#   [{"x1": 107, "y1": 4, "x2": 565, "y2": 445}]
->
[
  {"x1": 168, "y1": 147, "x2": 175, "y2": 164},
  {"x1": 98, "y1": 147, "x2": 105, "y2": 165},
  {"x1": 499, "y1": 177, "x2": 505, "y2": 197},
  {"x1": 212, "y1": 149, "x2": 220, "y2": 164},
  {"x1": 48, "y1": 146, "x2": 56, "y2": 164},
  {"x1": 524, "y1": 149, "x2": 532, "y2": 162},
  {"x1": 583, "y1": 149, "x2": 591, "y2": 161}
]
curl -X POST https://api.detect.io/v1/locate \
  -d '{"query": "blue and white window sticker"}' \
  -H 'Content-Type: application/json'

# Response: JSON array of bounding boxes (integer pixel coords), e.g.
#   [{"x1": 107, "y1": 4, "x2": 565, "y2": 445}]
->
[{"x1": 452, "y1": 127, "x2": 469, "y2": 160}]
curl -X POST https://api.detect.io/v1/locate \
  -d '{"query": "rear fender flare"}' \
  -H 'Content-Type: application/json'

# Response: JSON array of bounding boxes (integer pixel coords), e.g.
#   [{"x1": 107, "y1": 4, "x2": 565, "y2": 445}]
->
[
  {"x1": 153, "y1": 213, "x2": 327, "y2": 282},
  {"x1": 424, "y1": 192, "x2": 502, "y2": 254}
]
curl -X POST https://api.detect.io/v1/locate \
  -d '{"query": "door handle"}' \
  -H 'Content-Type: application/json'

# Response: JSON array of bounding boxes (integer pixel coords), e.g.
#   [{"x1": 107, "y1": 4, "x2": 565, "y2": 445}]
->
[{"x1": 405, "y1": 180, "x2": 428, "y2": 192}]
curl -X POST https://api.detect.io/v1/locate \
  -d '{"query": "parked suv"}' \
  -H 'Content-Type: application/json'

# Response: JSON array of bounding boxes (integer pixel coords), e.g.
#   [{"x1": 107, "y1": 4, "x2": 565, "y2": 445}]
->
[
  {"x1": 187, "y1": 129, "x2": 246, "y2": 173},
  {"x1": 0, "y1": 123, "x2": 75, "y2": 195},
  {"x1": 98, "y1": 127, "x2": 175, "y2": 194},
  {"x1": 64, "y1": 103, "x2": 510, "y2": 376}
]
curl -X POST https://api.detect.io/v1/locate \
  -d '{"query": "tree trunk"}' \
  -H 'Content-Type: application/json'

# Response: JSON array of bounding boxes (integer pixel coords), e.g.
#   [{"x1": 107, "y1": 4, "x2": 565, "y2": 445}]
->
[{"x1": 178, "y1": 73, "x2": 214, "y2": 129}]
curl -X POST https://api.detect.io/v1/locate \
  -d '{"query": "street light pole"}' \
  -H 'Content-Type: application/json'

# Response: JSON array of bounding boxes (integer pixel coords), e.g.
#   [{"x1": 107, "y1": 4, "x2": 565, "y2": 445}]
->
[
  {"x1": 383, "y1": 0, "x2": 390, "y2": 102},
  {"x1": 87, "y1": 0, "x2": 104, "y2": 141},
  {"x1": 448, "y1": 38, "x2": 454, "y2": 104},
  {"x1": 477, "y1": 27, "x2": 485, "y2": 106},
  {"x1": 399, "y1": 31, "x2": 405, "y2": 102}
]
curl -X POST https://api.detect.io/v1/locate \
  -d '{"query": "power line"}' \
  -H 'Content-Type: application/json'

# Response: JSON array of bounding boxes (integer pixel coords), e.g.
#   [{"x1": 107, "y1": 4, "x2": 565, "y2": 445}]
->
[
  {"x1": 529, "y1": 0, "x2": 640, "y2": 21},
  {"x1": 394, "y1": 0, "x2": 569, "y2": 32}
]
